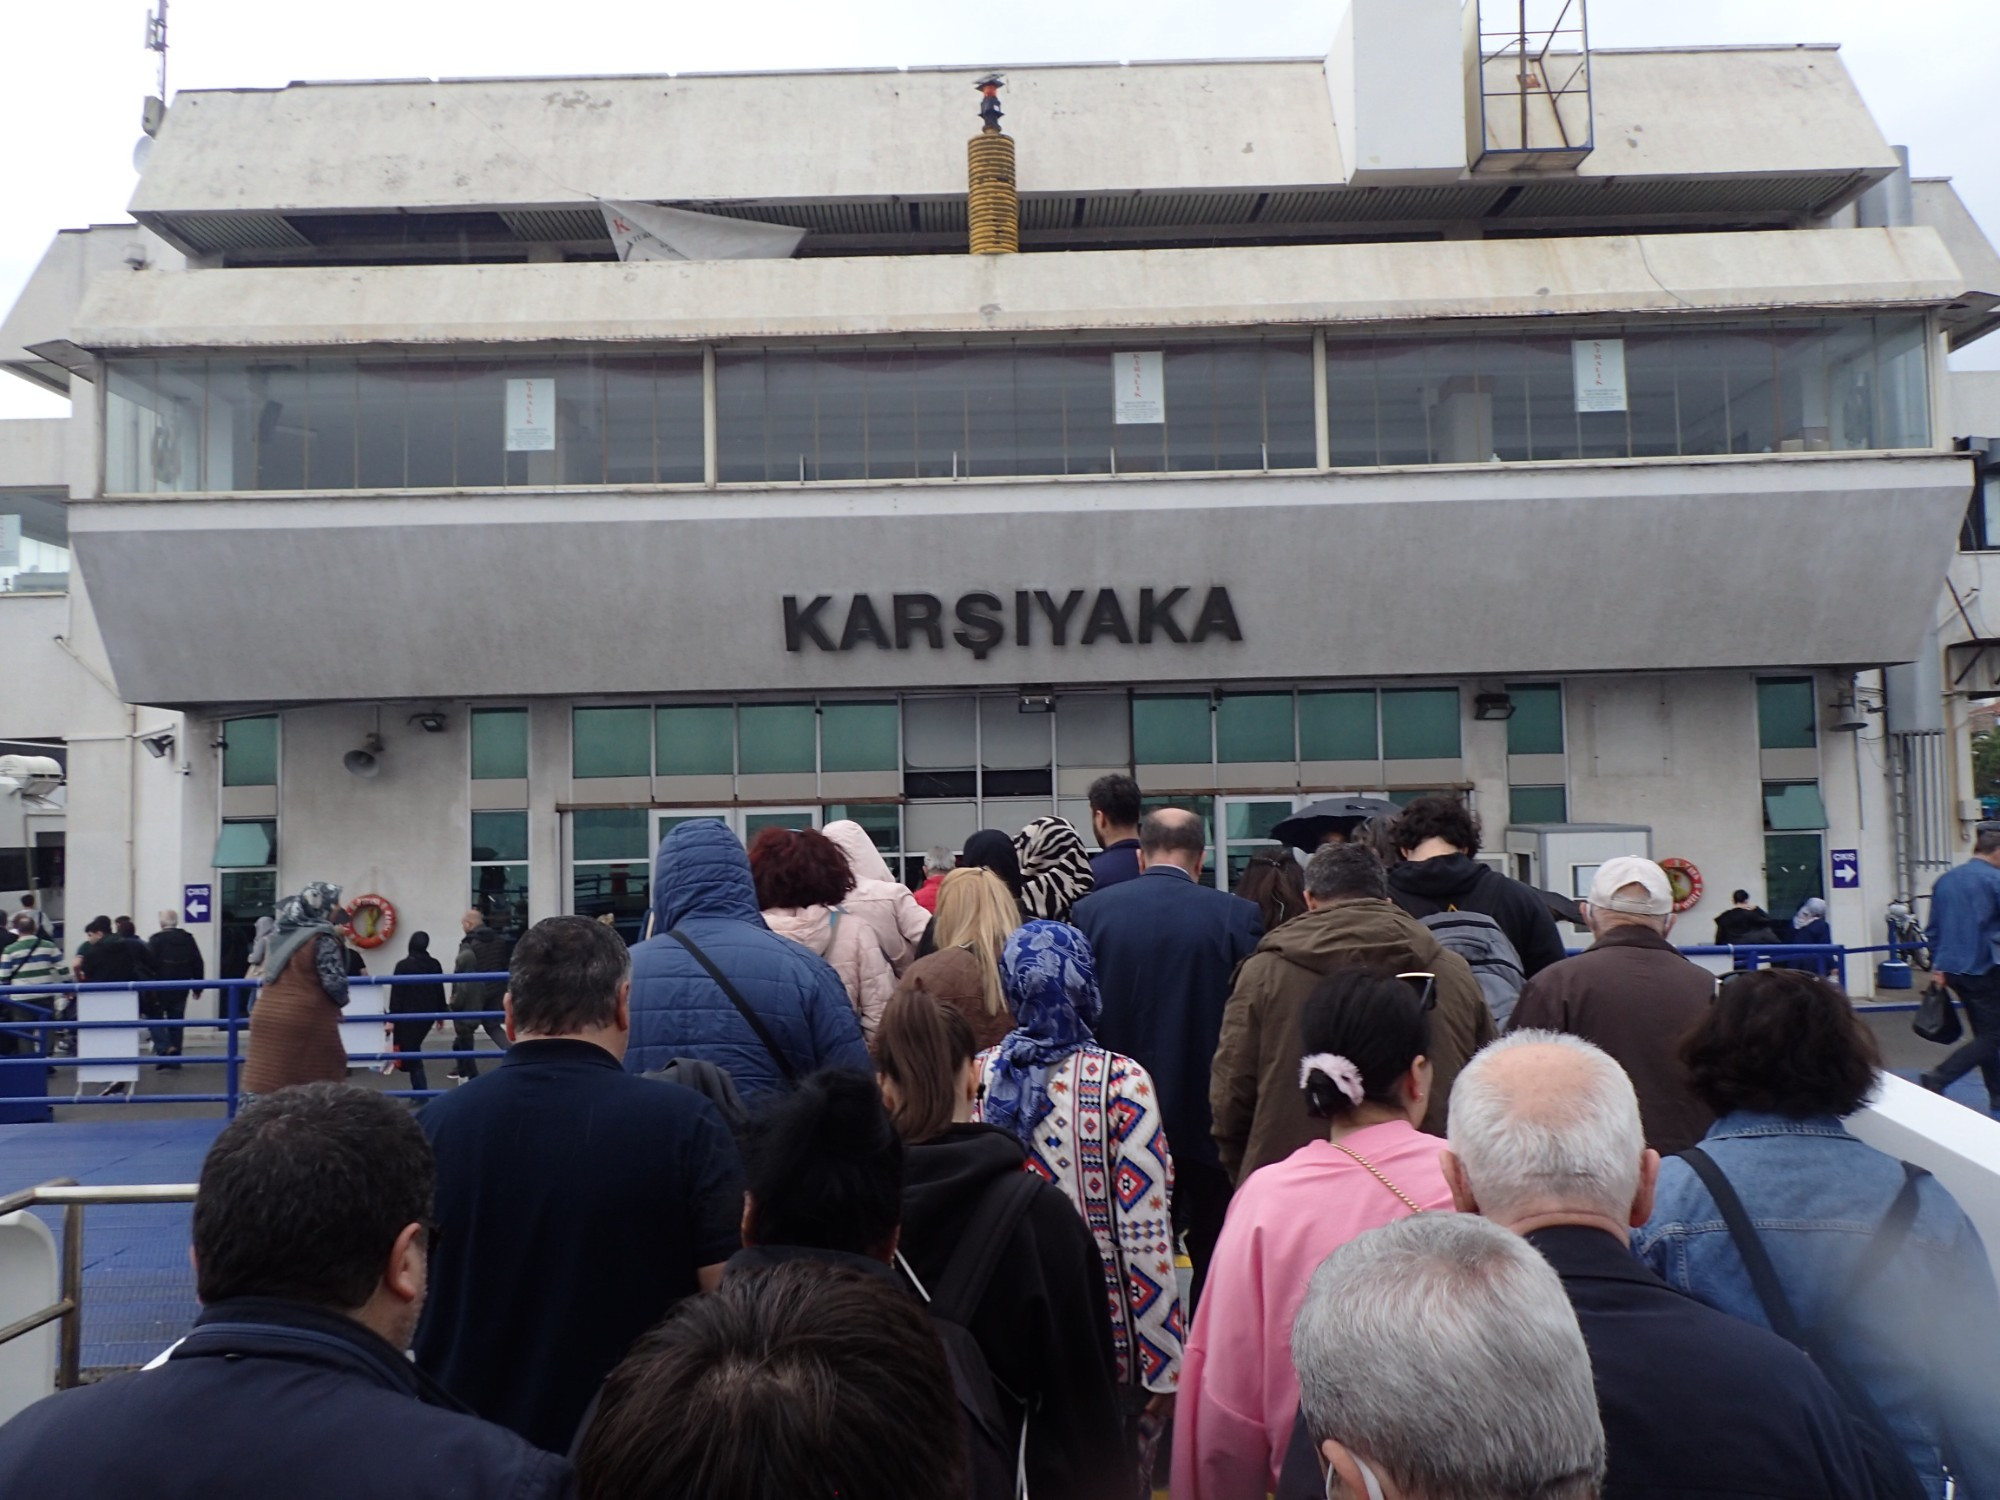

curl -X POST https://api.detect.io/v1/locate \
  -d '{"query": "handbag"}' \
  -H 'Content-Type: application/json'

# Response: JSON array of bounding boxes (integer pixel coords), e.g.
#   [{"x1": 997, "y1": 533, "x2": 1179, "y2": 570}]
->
[
  {"x1": 1913, "y1": 983, "x2": 1963, "y2": 1046},
  {"x1": 1678, "y1": 1147, "x2": 1930, "y2": 1500}
]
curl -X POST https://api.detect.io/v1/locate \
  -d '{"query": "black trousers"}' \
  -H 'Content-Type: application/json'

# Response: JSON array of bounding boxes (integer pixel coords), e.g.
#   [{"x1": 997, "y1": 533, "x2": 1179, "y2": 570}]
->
[
  {"x1": 451, "y1": 1012, "x2": 508, "y2": 1077},
  {"x1": 1173, "y1": 1157, "x2": 1235, "y2": 1315},
  {"x1": 1936, "y1": 970, "x2": 2000, "y2": 1105}
]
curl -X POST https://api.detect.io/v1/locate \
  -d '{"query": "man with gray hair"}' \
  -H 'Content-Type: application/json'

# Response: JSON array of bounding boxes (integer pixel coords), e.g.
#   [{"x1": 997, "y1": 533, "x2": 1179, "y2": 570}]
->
[
  {"x1": 1509, "y1": 856, "x2": 1714, "y2": 1153},
  {"x1": 1286, "y1": 1213, "x2": 1604, "y2": 1500},
  {"x1": 415, "y1": 915, "x2": 744, "y2": 1452},
  {"x1": 1441, "y1": 1033, "x2": 1876, "y2": 1500},
  {"x1": 1212, "y1": 843, "x2": 1492, "y2": 1181}
]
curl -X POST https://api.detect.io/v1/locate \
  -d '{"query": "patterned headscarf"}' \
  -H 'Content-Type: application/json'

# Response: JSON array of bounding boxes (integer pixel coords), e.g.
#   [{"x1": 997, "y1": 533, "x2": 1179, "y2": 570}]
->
[
  {"x1": 1792, "y1": 896, "x2": 1829, "y2": 930},
  {"x1": 1012, "y1": 816, "x2": 1096, "y2": 922},
  {"x1": 260, "y1": 882, "x2": 344, "y2": 982},
  {"x1": 984, "y1": 920, "x2": 1104, "y2": 1145}
]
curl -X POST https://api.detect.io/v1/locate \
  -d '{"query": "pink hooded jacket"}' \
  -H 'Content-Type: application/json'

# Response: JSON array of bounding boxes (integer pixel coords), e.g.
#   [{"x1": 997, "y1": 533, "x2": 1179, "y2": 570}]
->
[
  {"x1": 761, "y1": 903, "x2": 897, "y2": 1040},
  {"x1": 821, "y1": 820, "x2": 931, "y2": 974},
  {"x1": 1171, "y1": 1122, "x2": 1454, "y2": 1500}
]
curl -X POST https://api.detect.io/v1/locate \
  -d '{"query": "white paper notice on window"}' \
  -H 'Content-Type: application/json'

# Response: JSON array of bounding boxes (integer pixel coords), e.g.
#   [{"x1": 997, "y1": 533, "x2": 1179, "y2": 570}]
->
[
  {"x1": 1572, "y1": 339, "x2": 1627, "y2": 413},
  {"x1": 505, "y1": 378, "x2": 557, "y2": 452},
  {"x1": 1113, "y1": 351, "x2": 1166, "y2": 425}
]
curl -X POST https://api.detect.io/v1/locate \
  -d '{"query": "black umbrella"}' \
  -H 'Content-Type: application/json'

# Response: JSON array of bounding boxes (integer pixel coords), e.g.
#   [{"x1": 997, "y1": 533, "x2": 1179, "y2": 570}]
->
[
  {"x1": 1539, "y1": 890, "x2": 1587, "y2": 926},
  {"x1": 1270, "y1": 796, "x2": 1402, "y2": 853}
]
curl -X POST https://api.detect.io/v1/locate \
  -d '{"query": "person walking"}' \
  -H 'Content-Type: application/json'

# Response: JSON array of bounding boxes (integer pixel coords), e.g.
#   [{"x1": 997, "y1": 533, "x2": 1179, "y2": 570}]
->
[
  {"x1": 389, "y1": 931, "x2": 447, "y2": 1092},
  {"x1": 1922, "y1": 824, "x2": 2000, "y2": 1109},
  {"x1": 751, "y1": 827, "x2": 897, "y2": 1038},
  {"x1": 823, "y1": 820, "x2": 931, "y2": 972},
  {"x1": 1789, "y1": 896, "x2": 1835, "y2": 977},
  {"x1": 978, "y1": 921, "x2": 1184, "y2": 1444},
  {"x1": 1637, "y1": 968, "x2": 2000, "y2": 1498},
  {"x1": 144, "y1": 909, "x2": 205, "y2": 1068},
  {"x1": 1210, "y1": 844, "x2": 1491, "y2": 1182},
  {"x1": 75, "y1": 914, "x2": 157, "y2": 1096},
  {"x1": 1386, "y1": 795, "x2": 1566, "y2": 976},
  {"x1": 1176, "y1": 970, "x2": 1453, "y2": 1500},
  {"x1": 450, "y1": 909, "x2": 509, "y2": 1082},
  {"x1": 1086, "y1": 774, "x2": 1145, "y2": 891},
  {"x1": 1511, "y1": 857, "x2": 1716, "y2": 1155},
  {"x1": 1072, "y1": 808, "x2": 1262, "y2": 1303},
  {"x1": 0, "y1": 913, "x2": 68, "y2": 1058},
  {"x1": 959, "y1": 829, "x2": 1026, "y2": 910},
  {"x1": 415, "y1": 917, "x2": 742, "y2": 1454},
  {"x1": 241, "y1": 883, "x2": 351, "y2": 1096},
  {"x1": 1012, "y1": 816, "x2": 1096, "y2": 922},
  {"x1": 243, "y1": 914, "x2": 275, "y2": 979},
  {"x1": 624, "y1": 819, "x2": 870, "y2": 1101},
  {"x1": 907, "y1": 866, "x2": 1020, "y2": 1048},
  {"x1": 1233, "y1": 848, "x2": 1306, "y2": 935},
  {"x1": 911, "y1": 847, "x2": 953, "y2": 913}
]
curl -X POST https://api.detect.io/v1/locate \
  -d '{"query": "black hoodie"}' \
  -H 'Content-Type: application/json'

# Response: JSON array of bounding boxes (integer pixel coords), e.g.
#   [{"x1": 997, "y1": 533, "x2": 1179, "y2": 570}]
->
[
  {"x1": 900, "y1": 1124, "x2": 1128, "y2": 1500},
  {"x1": 1387, "y1": 853, "x2": 1568, "y2": 977}
]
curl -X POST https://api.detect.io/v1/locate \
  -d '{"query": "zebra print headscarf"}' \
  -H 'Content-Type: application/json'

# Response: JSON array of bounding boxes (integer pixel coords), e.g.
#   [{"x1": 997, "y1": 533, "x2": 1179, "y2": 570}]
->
[{"x1": 1012, "y1": 816, "x2": 1096, "y2": 923}]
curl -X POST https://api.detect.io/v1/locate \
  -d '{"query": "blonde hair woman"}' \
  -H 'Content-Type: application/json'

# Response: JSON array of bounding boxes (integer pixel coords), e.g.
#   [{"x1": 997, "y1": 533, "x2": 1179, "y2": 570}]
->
[{"x1": 897, "y1": 866, "x2": 1020, "y2": 1050}]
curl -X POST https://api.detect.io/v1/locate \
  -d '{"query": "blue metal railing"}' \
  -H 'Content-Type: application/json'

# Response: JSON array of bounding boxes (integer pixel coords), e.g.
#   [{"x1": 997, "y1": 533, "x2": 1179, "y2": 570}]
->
[{"x1": 0, "y1": 973, "x2": 510, "y2": 1117}]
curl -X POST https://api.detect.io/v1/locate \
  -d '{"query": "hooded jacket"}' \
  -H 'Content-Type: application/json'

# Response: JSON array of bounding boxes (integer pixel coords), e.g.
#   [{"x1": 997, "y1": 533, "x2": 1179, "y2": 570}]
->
[
  {"x1": 1209, "y1": 899, "x2": 1494, "y2": 1182},
  {"x1": 1387, "y1": 852, "x2": 1568, "y2": 976},
  {"x1": 762, "y1": 903, "x2": 896, "y2": 1038},
  {"x1": 900, "y1": 1124, "x2": 1129, "y2": 1500},
  {"x1": 822, "y1": 820, "x2": 931, "y2": 972},
  {"x1": 625, "y1": 821, "x2": 871, "y2": 1098}
]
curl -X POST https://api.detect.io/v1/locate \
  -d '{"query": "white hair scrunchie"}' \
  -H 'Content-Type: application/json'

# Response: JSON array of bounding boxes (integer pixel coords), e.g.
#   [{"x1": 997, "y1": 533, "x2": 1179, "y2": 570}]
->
[{"x1": 1299, "y1": 1052, "x2": 1365, "y2": 1107}]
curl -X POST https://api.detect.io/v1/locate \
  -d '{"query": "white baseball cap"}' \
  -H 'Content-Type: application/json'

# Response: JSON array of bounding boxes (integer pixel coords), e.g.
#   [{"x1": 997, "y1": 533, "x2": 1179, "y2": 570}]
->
[{"x1": 1588, "y1": 857, "x2": 1674, "y2": 917}]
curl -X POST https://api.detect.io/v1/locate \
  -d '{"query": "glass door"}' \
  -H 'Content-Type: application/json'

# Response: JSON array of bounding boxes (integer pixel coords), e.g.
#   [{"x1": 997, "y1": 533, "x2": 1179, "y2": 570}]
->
[{"x1": 1217, "y1": 796, "x2": 1302, "y2": 892}]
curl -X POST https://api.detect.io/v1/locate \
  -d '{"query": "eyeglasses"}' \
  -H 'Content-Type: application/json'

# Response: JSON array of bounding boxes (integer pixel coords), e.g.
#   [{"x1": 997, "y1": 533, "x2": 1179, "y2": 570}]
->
[
  {"x1": 1396, "y1": 972, "x2": 1438, "y2": 1011},
  {"x1": 1712, "y1": 966, "x2": 1821, "y2": 1000}
]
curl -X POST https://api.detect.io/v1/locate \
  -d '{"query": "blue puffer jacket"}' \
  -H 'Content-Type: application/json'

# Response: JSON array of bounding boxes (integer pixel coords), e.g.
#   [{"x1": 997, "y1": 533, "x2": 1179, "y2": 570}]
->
[{"x1": 625, "y1": 819, "x2": 871, "y2": 1099}]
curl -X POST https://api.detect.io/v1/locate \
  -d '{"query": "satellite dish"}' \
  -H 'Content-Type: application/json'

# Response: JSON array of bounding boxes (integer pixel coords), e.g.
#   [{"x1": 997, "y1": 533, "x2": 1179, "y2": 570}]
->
[
  {"x1": 343, "y1": 733, "x2": 385, "y2": 779},
  {"x1": 132, "y1": 135, "x2": 153, "y2": 172}
]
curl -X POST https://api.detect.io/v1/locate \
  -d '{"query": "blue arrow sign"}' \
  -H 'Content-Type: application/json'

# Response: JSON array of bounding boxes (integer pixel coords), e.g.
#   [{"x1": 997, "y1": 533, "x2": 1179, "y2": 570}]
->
[
  {"x1": 1829, "y1": 850, "x2": 1859, "y2": 890},
  {"x1": 183, "y1": 883, "x2": 213, "y2": 923}
]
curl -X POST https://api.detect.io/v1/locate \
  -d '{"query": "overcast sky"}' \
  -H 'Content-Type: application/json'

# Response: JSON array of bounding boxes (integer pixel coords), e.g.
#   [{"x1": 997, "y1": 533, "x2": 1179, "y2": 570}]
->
[{"x1": 3, "y1": 0, "x2": 1995, "y2": 419}]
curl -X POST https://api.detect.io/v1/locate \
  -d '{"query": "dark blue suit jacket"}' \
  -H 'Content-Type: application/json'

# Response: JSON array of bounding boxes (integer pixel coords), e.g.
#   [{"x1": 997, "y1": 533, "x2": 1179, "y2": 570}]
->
[{"x1": 1070, "y1": 866, "x2": 1261, "y2": 1172}]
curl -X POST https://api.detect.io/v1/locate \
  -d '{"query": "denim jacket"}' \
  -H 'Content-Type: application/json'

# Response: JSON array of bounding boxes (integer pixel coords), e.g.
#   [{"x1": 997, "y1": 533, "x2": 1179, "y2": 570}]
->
[{"x1": 1634, "y1": 1111, "x2": 2000, "y2": 1500}]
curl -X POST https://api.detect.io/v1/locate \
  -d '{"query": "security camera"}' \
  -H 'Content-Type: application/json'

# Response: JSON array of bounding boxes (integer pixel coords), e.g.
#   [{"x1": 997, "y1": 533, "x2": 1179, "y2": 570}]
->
[
  {"x1": 409, "y1": 712, "x2": 447, "y2": 733},
  {"x1": 140, "y1": 731, "x2": 175, "y2": 759}
]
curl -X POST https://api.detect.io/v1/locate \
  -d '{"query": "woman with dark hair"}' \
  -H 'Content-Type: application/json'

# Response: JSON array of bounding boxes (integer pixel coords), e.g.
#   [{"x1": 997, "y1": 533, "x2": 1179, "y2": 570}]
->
[
  {"x1": 1011, "y1": 816, "x2": 1096, "y2": 922},
  {"x1": 241, "y1": 881, "x2": 351, "y2": 1095},
  {"x1": 959, "y1": 829, "x2": 1025, "y2": 905},
  {"x1": 388, "y1": 931, "x2": 446, "y2": 1091},
  {"x1": 748, "y1": 826, "x2": 895, "y2": 1037},
  {"x1": 1636, "y1": 969, "x2": 2000, "y2": 1499},
  {"x1": 978, "y1": 921, "x2": 1183, "y2": 1431},
  {"x1": 1173, "y1": 969, "x2": 1452, "y2": 1500},
  {"x1": 871, "y1": 988, "x2": 1130, "y2": 1499},
  {"x1": 1233, "y1": 849, "x2": 1306, "y2": 933}
]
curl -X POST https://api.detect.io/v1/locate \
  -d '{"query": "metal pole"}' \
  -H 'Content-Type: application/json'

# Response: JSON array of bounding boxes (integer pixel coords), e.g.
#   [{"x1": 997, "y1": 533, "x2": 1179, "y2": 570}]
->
[
  {"x1": 223, "y1": 984, "x2": 241, "y2": 1118},
  {"x1": 59, "y1": 1202, "x2": 83, "y2": 1389}
]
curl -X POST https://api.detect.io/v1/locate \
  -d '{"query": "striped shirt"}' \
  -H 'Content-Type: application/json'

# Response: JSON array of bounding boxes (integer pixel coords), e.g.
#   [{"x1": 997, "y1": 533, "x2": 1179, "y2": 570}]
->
[{"x1": 0, "y1": 935, "x2": 69, "y2": 989}]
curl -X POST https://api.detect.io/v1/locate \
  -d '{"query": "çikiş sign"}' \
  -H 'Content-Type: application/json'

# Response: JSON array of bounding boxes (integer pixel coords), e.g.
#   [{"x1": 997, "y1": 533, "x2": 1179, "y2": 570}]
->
[{"x1": 783, "y1": 587, "x2": 1241, "y2": 661}]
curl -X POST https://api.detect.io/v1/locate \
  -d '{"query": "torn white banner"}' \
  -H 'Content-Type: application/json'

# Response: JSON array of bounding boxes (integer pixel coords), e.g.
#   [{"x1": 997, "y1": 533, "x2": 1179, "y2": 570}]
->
[{"x1": 599, "y1": 200, "x2": 806, "y2": 261}]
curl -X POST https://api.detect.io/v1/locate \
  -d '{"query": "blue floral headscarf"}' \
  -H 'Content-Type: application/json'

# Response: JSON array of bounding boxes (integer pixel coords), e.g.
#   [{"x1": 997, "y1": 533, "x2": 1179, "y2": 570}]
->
[{"x1": 984, "y1": 920, "x2": 1104, "y2": 1145}]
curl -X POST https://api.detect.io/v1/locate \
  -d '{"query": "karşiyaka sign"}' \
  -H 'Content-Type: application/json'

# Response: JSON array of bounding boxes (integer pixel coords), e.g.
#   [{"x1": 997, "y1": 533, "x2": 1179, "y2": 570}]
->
[{"x1": 783, "y1": 587, "x2": 1241, "y2": 662}]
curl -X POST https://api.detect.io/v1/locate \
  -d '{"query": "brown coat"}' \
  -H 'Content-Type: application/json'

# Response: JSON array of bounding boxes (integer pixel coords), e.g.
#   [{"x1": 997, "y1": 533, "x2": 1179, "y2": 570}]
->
[
  {"x1": 242, "y1": 937, "x2": 349, "y2": 1094},
  {"x1": 1509, "y1": 923, "x2": 1716, "y2": 1155},
  {"x1": 1209, "y1": 898, "x2": 1495, "y2": 1183},
  {"x1": 893, "y1": 947, "x2": 1013, "y2": 1054}
]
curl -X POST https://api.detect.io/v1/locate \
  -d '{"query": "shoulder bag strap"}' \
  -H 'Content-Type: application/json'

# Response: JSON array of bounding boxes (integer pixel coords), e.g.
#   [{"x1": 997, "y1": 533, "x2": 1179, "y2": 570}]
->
[
  {"x1": 929, "y1": 1170, "x2": 1044, "y2": 1328},
  {"x1": 1836, "y1": 1163, "x2": 1928, "y2": 1310},
  {"x1": 1330, "y1": 1141, "x2": 1428, "y2": 1217},
  {"x1": 1679, "y1": 1146, "x2": 1808, "y2": 1345},
  {"x1": 669, "y1": 927, "x2": 799, "y2": 1084}
]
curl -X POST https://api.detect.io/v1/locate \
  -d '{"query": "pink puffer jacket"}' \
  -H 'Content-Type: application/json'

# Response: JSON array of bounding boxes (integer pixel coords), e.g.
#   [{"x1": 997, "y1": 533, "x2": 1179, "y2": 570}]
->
[
  {"x1": 762, "y1": 903, "x2": 896, "y2": 1039},
  {"x1": 822, "y1": 820, "x2": 932, "y2": 974}
]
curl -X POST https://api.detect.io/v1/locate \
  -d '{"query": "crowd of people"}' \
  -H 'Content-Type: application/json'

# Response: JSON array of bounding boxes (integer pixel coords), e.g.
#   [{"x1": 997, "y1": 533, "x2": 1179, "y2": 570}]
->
[{"x1": 1, "y1": 783, "x2": 1998, "y2": 1500}]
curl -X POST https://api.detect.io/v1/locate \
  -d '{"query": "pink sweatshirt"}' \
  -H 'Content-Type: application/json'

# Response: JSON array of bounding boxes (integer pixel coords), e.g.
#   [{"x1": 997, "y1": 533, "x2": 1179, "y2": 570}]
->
[{"x1": 1172, "y1": 1122, "x2": 1454, "y2": 1500}]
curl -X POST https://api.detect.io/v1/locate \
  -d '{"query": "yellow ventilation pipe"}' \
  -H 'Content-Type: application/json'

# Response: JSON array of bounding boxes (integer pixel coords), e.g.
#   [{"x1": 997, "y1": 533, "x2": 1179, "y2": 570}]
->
[{"x1": 968, "y1": 74, "x2": 1018, "y2": 255}]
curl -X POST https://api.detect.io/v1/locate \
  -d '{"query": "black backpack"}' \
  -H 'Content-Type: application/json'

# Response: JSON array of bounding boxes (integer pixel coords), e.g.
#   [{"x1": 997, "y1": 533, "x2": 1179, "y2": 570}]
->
[
  {"x1": 909, "y1": 1169, "x2": 1043, "y2": 1500},
  {"x1": 1679, "y1": 1148, "x2": 1931, "y2": 1500}
]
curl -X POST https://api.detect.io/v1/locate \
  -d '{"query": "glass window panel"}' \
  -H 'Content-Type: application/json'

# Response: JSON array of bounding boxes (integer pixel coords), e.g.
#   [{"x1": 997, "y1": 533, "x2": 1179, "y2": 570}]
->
[
  {"x1": 355, "y1": 358, "x2": 410, "y2": 488},
  {"x1": 404, "y1": 358, "x2": 458, "y2": 488},
  {"x1": 1216, "y1": 693, "x2": 1294, "y2": 763},
  {"x1": 1623, "y1": 331, "x2": 1681, "y2": 458},
  {"x1": 821, "y1": 703, "x2": 899, "y2": 773},
  {"x1": 811, "y1": 350, "x2": 869, "y2": 482},
  {"x1": 739, "y1": 703, "x2": 816, "y2": 774},
  {"x1": 1756, "y1": 678, "x2": 1818, "y2": 750},
  {"x1": 823, "y1": 803, "x2": 901, "y2": 857},
  {"x1": 1055, "y1": 345, "x2": 1116, "y2": 476},
  {"x1": 600, "y1": 354, "x2": 657, "y2": 484},
  {"x1": 220, "y1": 869, "x2": 277, "y2": 922},
  {"x1": 573, "y1": 807, "x2": 648, "y2": 861},
  {"x1": 572, "y1": 706, "x2": 651, "y2": 779},
  {"x1": 471, "y1": 865, "x2": 529, "y2": 937},
  {"x1": 306, "y1": 357, "x2": 357, "y2": 489},
  {"x1": 961, "y1": 346, "x2": 1018, "y2": 478},
  {"x1": 981, "y1": 696, "x2": 1052, "y2": 769},
  {"x1": 1133, "y1": 696, "x2": 1211, "y2": 765},
  {"x1": 572, "y1": 861, "x2": 649, "y2": 940},
  {"x1": 252, "y1": 361, "x2": 310, "y2": 491},
  {"x1": 212, "y1": 819, "x2": 276, "y2": 868},
  {"x1": 1874, "y1": 315, "x2": 1930, "y2": 451},
  {"x1": 1299, "y1": 691, "x2": 1378, "y2": 761},
  {"x1": 903, "y1": 697, "x2": 977, "y2": 771},
  {"x1": 1425, "y1": 340, "x2": 1490, "y2": 464},
  {"x1": 1509, "y1": 785, "x2": 1568, "y2": 824},
  {"x1": 1225, "y1": 799, "x2": 1295, "y2": 841},
  {"x1": 715, "y1": 350, "x2": 776, "y2": 483},
  {"x1": 1326, "y1": 339, "x2": 1381, "y2": 467},
  {"x1": 1265, "y1": 340, "x2": 1318, "y2": 469},
  {"x1": 1381, "y1": 688, "x2": 1461, "y2": 760},
  {"x1": 1719, "y1": 329, "x2": 1778, "y2": 455},
  {"x1": 1763, "y1": 782, "x2": 1829, "y2": 832},
  {"x1": 470, "y1": 708, "x2": 528, "y2": 781},
  {"x1": 1373, "y1": 340, "x2": 1434, "y2": 465},
  {"x1": 656, "y1": 706, "x2": 735, "y2": 777},
  {"x1": 1505, "y1": 684, "x2": 1564, "y2": 756},
  {"x1": 471, "y1": 810, "x2": 529, "y2": 863},
  {"x1": 455, "y1": 360, "x2": 507, "y2": 488},
  {"x1": 1055, "y1": 693, "x2": 1131, "y2": 766},
  {"x1": 1140, "y1": 794, "x2": 1215, "y2": 846},
  {"x1": 655, "y1": 355, "x2": 706, "y2": 484},
  {"x1": 743, "y1": 809, "x2": 818, "y2": 840},
  {"x1": 1763, "y1": 833, "x2": 1825, "y2": 920},
  {"x1": 865, "y1": 347, "x2": 921, "y2": 479},
  {"x1": 105, "y1": 361, "x2": 153, "y2": 493},
  {"x1": 222, "y1": 716, "x2": 279, "y2": 787}
]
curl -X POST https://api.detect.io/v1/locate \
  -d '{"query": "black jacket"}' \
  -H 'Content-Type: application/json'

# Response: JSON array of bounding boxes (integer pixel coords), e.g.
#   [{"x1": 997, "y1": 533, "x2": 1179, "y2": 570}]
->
[
  {"x1": 1388, "y1": 853, "x2": 1567, "y2": 976},
  {"x1": 75, "y1": 935, "x2": 154, "y2": 985},
  {"x1": 900, "y1": 1124, "x2": 1127, "y2": 1500},
  {"x1": 453, "y1": 924, "x2": 508, "y2": 1011},
  {"x1": 0, "y1": 1297, "x2": 573, "y2": 1500},
  {"x1": 1071, "y1": 865, "x2": 1262, "y2": 1171},
  {"x1": 145, "y1": 927, "x2": 205, "y2": 991},
  {"x1": 1714, "y1": 906, "x2": 1782, "y2": 947}
]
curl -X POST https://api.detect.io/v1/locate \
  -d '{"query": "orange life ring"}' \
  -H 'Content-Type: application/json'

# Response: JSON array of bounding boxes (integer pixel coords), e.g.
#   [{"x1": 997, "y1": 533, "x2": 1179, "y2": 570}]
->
[
  {"x1": 342, "y1": 893, "x2": 398, "y2": 949},
  {"x1": 1658, "y1": 858, "x2": 1703, "y2": 914}
]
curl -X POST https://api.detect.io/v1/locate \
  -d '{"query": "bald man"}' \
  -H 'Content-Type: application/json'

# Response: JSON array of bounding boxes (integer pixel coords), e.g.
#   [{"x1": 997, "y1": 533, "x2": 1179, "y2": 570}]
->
[
  {"x1": 1441, "y1": 1034, "x2": 1875, "y2": 1500},
  {"x1": 1071, "y1": 807, "x2": 1263, "y2": 1303}
]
